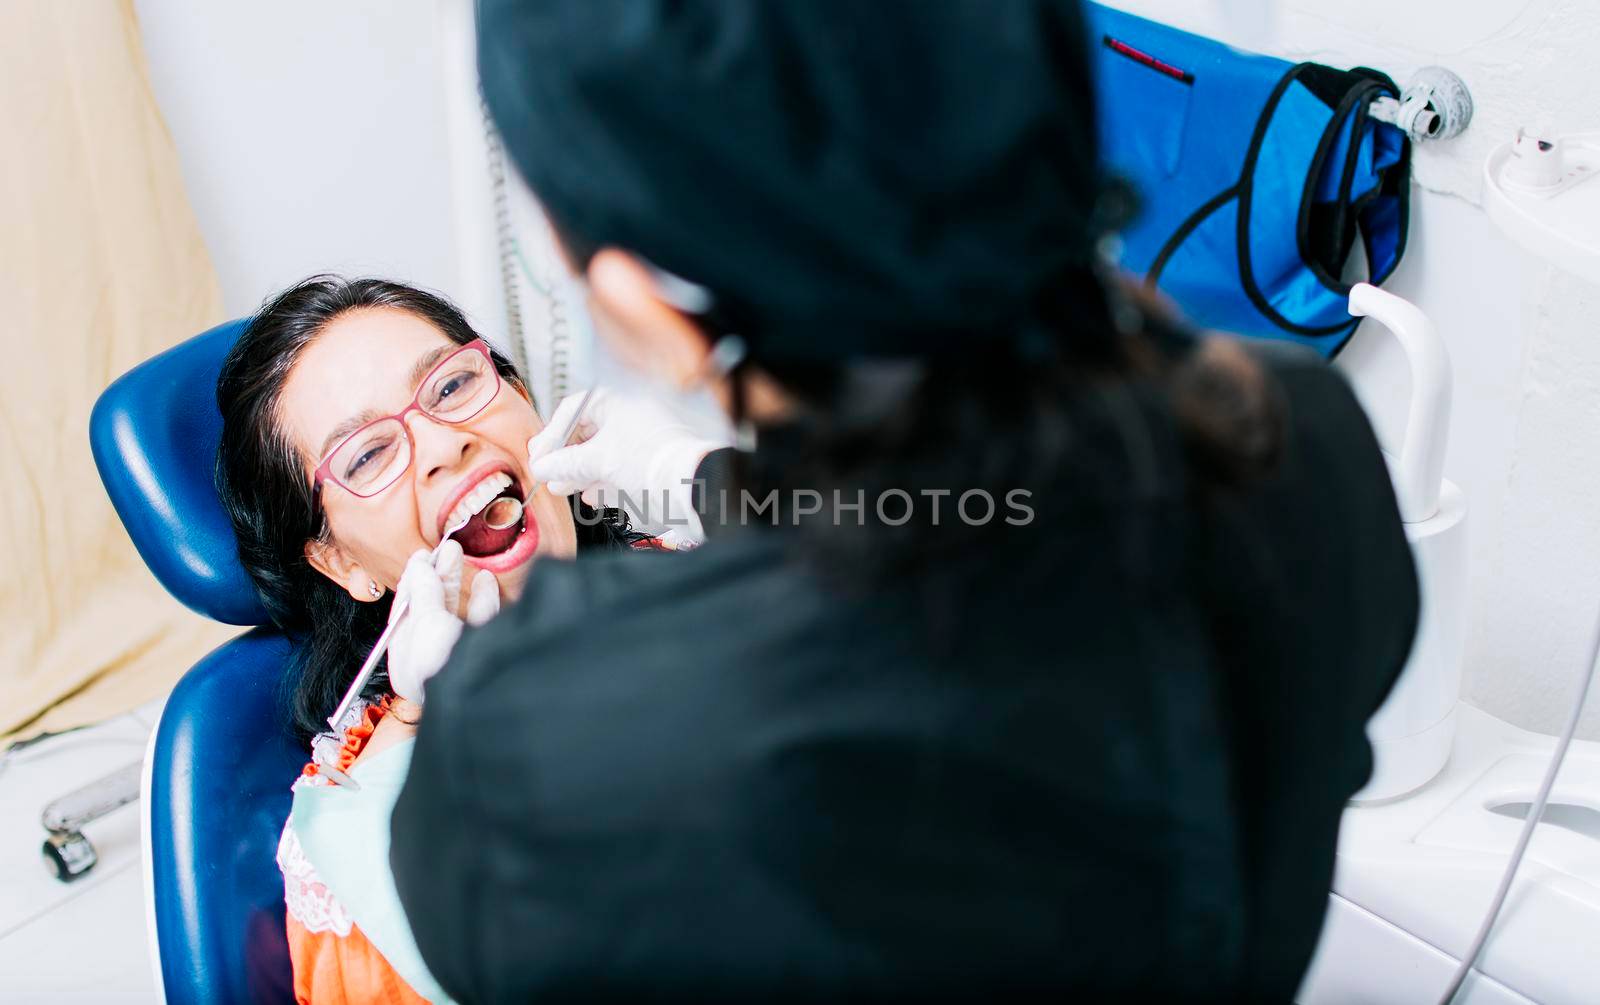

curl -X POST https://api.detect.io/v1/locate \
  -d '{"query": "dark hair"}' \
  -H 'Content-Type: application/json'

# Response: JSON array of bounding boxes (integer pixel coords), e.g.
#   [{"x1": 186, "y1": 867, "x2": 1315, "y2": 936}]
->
[
  {"x1": 553, "y1": 225, "x2": 1285, "y2": 581},
  {"x1": 216, "y1": 276, "x2": 635, "y2": 745}
]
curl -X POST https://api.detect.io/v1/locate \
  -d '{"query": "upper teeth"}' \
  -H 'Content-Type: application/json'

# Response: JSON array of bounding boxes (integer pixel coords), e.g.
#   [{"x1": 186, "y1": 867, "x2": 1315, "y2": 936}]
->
[{"x1": 447, "y1": 472, "x2": 513, "y2": 531}]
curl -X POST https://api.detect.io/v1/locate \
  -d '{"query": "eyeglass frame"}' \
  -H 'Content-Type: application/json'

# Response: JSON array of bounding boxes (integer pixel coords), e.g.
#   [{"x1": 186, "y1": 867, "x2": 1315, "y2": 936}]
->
[{"x1": 310, "y1": 338, "x2": 503, "y2": 502}]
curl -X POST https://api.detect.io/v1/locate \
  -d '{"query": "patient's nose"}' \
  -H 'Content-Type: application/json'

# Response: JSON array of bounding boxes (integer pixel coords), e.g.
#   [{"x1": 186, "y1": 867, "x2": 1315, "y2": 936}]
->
[{"x1": 407, "y1": 412, "x2": 475, "y2": 483}]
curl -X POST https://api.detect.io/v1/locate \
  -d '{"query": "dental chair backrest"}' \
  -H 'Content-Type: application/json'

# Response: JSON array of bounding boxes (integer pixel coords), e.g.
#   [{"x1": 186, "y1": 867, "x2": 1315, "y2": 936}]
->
[{"x1": 90, "y1": 319, "x2": 300, "y2": 1005}]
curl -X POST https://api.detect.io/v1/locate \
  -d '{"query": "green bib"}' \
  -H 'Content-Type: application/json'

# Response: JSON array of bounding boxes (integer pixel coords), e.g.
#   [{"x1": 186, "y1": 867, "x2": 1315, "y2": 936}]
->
[{"x1": 291, "y1": 738, "x2": 456, "y2": 1005}]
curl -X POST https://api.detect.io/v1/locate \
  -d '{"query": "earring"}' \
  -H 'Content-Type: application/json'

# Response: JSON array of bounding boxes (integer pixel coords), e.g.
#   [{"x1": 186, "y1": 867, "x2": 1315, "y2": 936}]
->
[{"x1": 368, "y1": 581, "x2": 383, "y2": 600}]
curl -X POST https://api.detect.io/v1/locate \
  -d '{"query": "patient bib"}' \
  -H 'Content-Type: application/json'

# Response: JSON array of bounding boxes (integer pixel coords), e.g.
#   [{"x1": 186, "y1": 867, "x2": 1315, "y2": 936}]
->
[{"x1": 291, "y1": 738, "x2": 456, "y2": 1005}]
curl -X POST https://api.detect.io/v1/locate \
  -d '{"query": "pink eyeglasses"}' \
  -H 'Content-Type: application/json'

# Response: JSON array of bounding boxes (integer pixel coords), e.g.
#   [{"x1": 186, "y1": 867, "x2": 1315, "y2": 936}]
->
[{"x1": 312, "y1": 339, "x2": 502, "y2": 499}]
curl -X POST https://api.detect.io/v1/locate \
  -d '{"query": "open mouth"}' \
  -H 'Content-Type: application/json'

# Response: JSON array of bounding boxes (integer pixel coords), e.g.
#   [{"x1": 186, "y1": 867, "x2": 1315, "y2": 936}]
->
[{"x1": 440, "y1": 468, "x2": 540, "y2": 570}]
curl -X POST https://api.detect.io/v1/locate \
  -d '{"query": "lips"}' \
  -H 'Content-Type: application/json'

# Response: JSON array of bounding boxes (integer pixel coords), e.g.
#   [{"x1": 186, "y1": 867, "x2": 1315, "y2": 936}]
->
[
  {"x1": 463, "y1": 509, "x2": 540, "y2": 574},
  {"x1": 436, "y1": 461, "x2": 540, "y2": 575}
]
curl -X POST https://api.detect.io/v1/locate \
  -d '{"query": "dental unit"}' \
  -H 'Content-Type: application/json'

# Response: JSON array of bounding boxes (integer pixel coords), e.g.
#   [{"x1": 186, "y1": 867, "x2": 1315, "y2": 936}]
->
[{"x1": 1299, "y1": 126, "x2": 1600, "y2": 1005}]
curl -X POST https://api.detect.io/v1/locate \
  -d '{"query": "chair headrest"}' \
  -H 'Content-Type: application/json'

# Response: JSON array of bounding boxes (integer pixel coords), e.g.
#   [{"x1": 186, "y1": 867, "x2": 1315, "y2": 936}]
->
[{"x1": 91, "y1": 320, "x2": 271, "y2": 626}]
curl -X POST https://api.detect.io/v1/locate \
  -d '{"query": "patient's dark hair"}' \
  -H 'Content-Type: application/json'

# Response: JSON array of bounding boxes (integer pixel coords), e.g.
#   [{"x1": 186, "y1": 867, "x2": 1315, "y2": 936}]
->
[{"x1": 216, "y1": 276, "x2": 634, "y2": 745}]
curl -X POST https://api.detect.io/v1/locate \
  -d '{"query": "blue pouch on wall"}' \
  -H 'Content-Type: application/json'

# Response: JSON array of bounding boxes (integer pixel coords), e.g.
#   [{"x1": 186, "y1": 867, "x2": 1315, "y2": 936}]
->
[{"x1": 1086, "y1": 4, "x2": 1410, "y2": 356}]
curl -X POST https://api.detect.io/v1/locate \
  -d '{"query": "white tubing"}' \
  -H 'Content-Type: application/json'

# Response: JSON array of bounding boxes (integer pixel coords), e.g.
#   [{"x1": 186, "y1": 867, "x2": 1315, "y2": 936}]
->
[
  {"x1": 1348, "y1": 283, "x2": 1452, "y2": 524},
  {"x1": 1437, "y1": 603, "x2": 1600, "y2": 1003}
]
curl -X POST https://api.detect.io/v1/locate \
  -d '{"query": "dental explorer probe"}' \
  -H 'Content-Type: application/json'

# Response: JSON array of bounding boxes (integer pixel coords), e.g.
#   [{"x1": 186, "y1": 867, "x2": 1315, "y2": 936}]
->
[
  {"x1": 325, "y1": 510, "x2": 473, "y2": 734},
  {"x1": 322, "y1": 388, "x2": 596, "y2": 736},
  {"x1": 467, "y1": 386, "x2": 597, "y2": 533}
]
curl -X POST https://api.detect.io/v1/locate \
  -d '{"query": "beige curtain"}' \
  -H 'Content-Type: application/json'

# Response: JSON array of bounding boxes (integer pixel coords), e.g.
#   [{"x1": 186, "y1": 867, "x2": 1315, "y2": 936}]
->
[{"x1": 0, "y1": 1, "x2": 238, "y2": 743}]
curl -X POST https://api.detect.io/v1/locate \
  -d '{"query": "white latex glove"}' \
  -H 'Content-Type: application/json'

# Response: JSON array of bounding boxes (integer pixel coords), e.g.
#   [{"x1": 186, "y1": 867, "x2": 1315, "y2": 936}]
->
[
  {"x1": 528, "y1": 387, "x2": 730, "y2": 547},
  {"x1": 386, "y1": 540, "x2": 500, "y2": 704}
]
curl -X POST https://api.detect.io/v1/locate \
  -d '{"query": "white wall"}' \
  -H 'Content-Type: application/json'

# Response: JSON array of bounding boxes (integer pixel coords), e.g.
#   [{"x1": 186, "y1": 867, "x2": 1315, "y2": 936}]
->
[
  {"x1": 1104, "y1": 0, "x2": 1600, "y2": 738},
  {"x1": 131, "y1": 0, "x2": 466, "y2": 321}
]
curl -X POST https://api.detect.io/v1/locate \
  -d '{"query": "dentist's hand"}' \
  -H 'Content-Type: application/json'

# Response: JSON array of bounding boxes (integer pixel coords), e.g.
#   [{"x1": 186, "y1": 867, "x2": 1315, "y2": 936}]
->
[
  {"x1": 387, "y1": 540, "x2": 500, "y2": 704},
  {"x1": 528, "y1": 388, "x2": 730, "y2": 547}
]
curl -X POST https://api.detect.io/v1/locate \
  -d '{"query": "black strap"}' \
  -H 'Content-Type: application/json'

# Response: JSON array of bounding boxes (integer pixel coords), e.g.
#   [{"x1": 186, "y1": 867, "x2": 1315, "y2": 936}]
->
[{"x1": 1146, "y1": 184, "x2": 1240, "y2": 287}]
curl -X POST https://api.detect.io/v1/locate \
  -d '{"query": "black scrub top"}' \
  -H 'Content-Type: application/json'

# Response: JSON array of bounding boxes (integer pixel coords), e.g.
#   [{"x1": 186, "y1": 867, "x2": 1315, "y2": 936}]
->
[{"x1": 391, "y1": 345, "x2": 1418, "y2": 1002}]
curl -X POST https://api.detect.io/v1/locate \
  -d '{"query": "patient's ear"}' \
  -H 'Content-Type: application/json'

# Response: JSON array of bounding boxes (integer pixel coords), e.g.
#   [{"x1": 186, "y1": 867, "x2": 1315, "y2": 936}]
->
[{"x1": 305, "y1": 538, "x2": 379, "y2": 602}]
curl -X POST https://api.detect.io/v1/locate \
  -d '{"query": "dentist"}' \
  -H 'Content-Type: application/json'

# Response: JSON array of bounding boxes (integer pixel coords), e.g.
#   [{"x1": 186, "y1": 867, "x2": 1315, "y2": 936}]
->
[{"x1": 391, "y1": 1, "x2": 1420, "y2": 1000}]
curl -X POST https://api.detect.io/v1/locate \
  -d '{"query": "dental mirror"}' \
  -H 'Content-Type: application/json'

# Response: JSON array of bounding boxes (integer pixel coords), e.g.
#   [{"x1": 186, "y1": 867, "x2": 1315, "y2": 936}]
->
[{"x1": 483, "y1": 496, "x2": 524, "y2": 530}]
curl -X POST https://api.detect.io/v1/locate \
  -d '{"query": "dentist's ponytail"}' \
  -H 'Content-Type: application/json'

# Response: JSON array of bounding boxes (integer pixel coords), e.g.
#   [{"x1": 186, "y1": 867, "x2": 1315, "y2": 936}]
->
[
  {"x1": 551, "y1": 222, "x2": 1287, "y2": 586},
  {"x1": 730, "y1": 273, "x2": 1287, "y2": 585}
]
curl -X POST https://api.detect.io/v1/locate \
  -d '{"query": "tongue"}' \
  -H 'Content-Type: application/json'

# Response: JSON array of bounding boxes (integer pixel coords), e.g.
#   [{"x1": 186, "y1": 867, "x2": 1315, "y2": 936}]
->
[{"x1": 453, "y1": 506, "x2": 523, "y2": 557}]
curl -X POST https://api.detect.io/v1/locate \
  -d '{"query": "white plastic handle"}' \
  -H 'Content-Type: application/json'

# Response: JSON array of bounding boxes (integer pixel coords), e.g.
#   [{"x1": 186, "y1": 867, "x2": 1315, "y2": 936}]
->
[{"x1": 1347, "y1": 283, "x2": 1452, "y2": 523}]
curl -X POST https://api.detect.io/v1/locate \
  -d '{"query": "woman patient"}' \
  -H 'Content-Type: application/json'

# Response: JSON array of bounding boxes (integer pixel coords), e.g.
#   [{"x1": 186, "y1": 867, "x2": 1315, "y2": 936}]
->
[{"x1": 216, "y1": 277, "x2": 649, "y2": 1003}]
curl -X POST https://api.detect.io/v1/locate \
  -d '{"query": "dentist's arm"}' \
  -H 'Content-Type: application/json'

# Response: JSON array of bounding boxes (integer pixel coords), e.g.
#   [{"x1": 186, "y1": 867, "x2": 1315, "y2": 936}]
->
[{"x1": 527, "y1": 388, "x2": 732, "y2": 547}]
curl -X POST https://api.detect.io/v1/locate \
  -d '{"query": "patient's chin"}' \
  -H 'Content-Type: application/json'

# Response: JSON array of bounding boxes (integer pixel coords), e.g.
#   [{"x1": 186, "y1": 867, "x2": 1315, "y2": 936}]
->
[{"x1": 495, "y1": 564, "x2": 531, "y2": 604}]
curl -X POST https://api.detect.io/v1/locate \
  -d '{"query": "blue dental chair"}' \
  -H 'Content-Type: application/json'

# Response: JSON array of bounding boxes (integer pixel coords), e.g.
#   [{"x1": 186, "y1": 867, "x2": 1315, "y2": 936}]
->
[{"x1": 91, "y1": 319, "x2": 301, "y2": 1004}]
